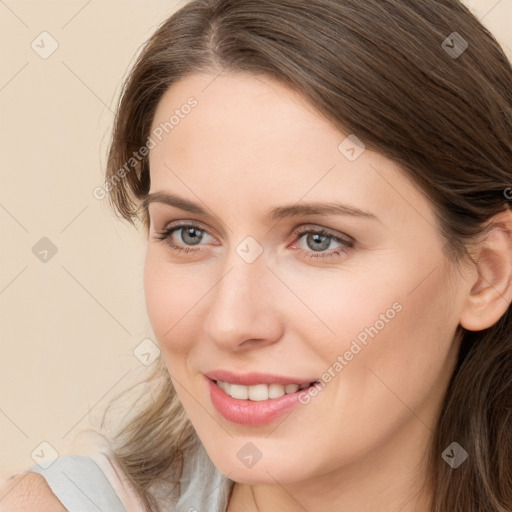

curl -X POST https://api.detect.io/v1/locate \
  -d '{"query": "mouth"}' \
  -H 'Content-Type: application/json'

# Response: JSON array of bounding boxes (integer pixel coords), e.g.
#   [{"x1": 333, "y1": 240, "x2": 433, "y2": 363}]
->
[
  {"x1": 210, "y1": 378, "x2": 320, "y2": 401},
  {"x1": 204, "y1": 369, "x2": 322, "y2": 425},
  {"x1": 206, "y1": 376, "x2": 321, "y2": 425}
]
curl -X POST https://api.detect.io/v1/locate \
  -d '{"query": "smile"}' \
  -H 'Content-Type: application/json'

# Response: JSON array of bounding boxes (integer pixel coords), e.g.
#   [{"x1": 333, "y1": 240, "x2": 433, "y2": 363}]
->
[
  {"x1": 215, "y1": 379, "x2": 319, "y2": 401},
  {"x1": 206, "y1": 376, "x2": 322, "y2": 426}
]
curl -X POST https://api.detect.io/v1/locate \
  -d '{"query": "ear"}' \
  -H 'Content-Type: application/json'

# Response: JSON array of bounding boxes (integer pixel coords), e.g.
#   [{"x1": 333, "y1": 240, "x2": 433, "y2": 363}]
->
[{"x1": 459, "y1": 207, "x2": 512, "y2": 331}]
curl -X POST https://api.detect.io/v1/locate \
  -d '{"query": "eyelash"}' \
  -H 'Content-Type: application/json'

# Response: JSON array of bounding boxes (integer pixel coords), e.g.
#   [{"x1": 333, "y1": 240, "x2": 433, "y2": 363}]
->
[{"x1": 154, "y1": 222, "x2": 354, "y2": 260}]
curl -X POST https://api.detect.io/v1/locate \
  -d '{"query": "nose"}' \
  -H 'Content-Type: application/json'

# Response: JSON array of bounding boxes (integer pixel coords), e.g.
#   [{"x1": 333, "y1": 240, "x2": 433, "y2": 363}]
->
[{"x1": 204, "y1": 246, "x2": 284, "y2": 351}]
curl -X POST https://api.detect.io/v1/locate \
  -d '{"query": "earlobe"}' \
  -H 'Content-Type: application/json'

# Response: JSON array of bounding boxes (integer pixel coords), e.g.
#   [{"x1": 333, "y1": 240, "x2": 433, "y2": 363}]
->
[{"x1": 459, "y1": 208, "x2": 512, "y2": 332}]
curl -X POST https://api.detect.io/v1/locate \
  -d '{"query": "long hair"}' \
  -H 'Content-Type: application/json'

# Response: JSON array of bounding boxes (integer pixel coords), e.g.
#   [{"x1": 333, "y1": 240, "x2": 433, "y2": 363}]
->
[{"x1": 98, "y1": 1, "x2": 512, "y2": 510}]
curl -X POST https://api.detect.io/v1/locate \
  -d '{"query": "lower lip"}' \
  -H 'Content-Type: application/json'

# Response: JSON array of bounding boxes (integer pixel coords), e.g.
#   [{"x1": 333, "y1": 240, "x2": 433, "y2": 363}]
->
[{"x1": 206, "y1": 377, "x2": 312, "y2": 426}]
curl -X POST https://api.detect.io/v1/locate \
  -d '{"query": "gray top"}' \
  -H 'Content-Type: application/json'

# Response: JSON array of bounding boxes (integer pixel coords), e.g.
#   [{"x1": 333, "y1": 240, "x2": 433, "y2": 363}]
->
[
  {"x1": 20, "y1": 442, "x2": 234, "y2": 512},
  {"x1": 24, "y1": 455, "x2": 129, "y2": 511}
]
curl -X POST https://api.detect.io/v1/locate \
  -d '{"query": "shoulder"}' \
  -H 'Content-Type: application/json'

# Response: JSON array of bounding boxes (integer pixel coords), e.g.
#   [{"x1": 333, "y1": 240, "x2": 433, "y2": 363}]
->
[
  {"x1": 0, "y1": 453, "x2": 133, "y2": 512},
  {"x1": 88, "y1": 451, "x2": 147, "y2": 511},
  {"x1": 0, "y1": 472, "x2": 66, "y2": 511}
]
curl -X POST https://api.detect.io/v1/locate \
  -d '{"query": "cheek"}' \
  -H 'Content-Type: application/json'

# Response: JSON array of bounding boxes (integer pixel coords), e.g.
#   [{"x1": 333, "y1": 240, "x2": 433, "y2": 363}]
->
[
  {"x1": 288, "y1": 267, "x2": 459, "y2": 473},
  {"x1": 297, "y1": 257, "x2": 458, "y2": 411},
  {"x1": 335, "y1": 264, "x2": 458, "y2": 422},
  {"x1": 143, "y1": 248, "x2": 201, "y2": 354},
  {"x1": 276, "y1": 265, "x2": 406, "y2": 359}
]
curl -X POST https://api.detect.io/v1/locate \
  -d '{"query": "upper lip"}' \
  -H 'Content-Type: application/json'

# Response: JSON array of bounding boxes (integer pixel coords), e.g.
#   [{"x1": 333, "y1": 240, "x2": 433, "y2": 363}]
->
[{"x1": 204, "y1": 369, "x2": 318, "y2": 386}]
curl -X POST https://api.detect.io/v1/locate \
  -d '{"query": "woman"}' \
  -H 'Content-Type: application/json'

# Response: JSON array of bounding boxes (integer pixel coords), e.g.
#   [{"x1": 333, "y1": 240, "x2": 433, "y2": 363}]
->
[{"x1": 3, "y1": 0, "x2": 511, "y2": 511}]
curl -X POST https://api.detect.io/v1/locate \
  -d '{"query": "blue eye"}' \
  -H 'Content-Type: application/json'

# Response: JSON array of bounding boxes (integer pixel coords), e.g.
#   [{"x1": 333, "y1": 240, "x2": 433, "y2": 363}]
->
[
  {"x1": 293, "y1": 226, "x2": 353, "y2": 260},
  {"x1": 154, "y1": 223, "x2": 354, "y2": 259},
  {"x1": 155, "y1": 224, "x2": 211, "y2": 254}
]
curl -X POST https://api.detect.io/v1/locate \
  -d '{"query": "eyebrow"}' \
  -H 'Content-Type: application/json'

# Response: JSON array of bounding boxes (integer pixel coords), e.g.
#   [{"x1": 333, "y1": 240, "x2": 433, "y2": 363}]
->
[{"x1": 141, "y1": 191, "x2": 378, "y2": 222}]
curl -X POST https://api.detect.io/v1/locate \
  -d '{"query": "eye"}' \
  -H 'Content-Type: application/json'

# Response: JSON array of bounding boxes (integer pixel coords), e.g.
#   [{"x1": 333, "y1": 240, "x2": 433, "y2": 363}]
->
[
  {"x1": 292, "y1": 225, "x2": 354, "y2": 260},
  {"x1": 154, "y1": 222, "x2": 213, "y2": 254},
  {"x1": 153, "y1": 222, "x2": 354, "y2": 260}
]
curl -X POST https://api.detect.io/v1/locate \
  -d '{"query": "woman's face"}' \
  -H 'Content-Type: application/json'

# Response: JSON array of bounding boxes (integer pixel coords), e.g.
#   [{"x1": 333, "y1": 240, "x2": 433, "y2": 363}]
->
[{"x1": 144, "y1": 72, "x2": 471, "y2": 488}]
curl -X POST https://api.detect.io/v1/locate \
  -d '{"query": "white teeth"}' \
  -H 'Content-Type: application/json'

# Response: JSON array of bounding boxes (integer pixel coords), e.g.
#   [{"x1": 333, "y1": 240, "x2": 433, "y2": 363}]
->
[
  {"x1": 285, "y1": 384, "x2": 300, "y2": 393},
  {"x1": 230, "y1": 384, "x2": 249, "y2": 400},
  {"x1": 248, "y1": 384, "x2": 268, "y2": 401},
  {"x1": 217, "y1": 380, "x2": 230, "y2": 394},
  {"x1": 216, "y1": 380, "x2": 313, "y2": 401},
  {"x1": 269, "y1": 384, "x2": 285, "y2": 399}
]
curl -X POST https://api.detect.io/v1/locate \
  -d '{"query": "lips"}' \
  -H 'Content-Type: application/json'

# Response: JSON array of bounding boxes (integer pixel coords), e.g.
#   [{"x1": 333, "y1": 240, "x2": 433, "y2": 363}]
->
[
  {"x1": 206, "y1": 376, "x2": 314, "y2": 425},
  {"x1": 204, "y1": 369, "x2": 318, "y2": 386},
  {"x1": 203, "y1": 370, "x2": 321, "y2": 425}
]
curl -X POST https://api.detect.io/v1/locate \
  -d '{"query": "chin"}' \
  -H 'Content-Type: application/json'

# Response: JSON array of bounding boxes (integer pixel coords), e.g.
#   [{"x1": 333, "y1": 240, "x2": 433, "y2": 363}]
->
[{"x1": 206, "y1": 445, "x2": 308, "y2": 485}]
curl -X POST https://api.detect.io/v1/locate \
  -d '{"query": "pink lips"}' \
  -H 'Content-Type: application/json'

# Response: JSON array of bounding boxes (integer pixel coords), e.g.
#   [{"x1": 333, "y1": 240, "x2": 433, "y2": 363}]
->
[
  {"x1": 204, "y1": 369, "x2": 317, "y2": 386},
  {"x1": 204, "y1": 371, "x2": 318, "y2": 426}
]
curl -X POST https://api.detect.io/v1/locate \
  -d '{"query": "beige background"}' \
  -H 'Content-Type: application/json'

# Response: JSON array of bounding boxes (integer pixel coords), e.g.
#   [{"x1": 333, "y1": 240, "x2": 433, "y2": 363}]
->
[{"x1": 0, "y1": 0, "x2": 511, "y2": 480}]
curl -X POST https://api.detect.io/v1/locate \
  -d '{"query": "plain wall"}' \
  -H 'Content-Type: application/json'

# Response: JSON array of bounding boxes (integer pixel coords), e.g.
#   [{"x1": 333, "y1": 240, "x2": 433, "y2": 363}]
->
[{"x1": 1, "y1": 0, "x2": 511, "y2": 480}]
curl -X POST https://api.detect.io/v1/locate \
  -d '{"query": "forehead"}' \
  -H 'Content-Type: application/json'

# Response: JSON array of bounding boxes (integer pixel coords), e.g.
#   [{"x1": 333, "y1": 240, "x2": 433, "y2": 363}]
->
[
  {"x1": 149, "y1": 71, "x2": 340, "y2": 170},
  {"x1": 147, "y1": 72, "x2": 433, "y2": 227}
]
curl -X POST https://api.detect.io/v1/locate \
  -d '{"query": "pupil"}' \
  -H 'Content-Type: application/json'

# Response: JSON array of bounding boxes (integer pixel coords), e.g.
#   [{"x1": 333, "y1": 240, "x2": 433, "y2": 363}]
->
[
  {"x1": 308, "y1": 233, "x2": 329, "y2": 251},
  {"x1": 183, "y1": 227, "x2": 202, "y2": 245}
]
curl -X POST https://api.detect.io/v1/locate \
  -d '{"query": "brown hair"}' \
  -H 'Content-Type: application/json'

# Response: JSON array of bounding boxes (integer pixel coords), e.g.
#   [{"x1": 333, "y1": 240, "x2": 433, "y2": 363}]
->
[{"x1": 98, "y1": 1, "x2": 512, "y2": 510}]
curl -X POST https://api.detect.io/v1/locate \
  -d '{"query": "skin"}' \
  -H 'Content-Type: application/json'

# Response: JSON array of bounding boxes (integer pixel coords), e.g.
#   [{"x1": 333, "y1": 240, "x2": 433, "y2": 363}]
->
[{"x1": 143, "y1": 71, "x2": 512, "y2": 512}]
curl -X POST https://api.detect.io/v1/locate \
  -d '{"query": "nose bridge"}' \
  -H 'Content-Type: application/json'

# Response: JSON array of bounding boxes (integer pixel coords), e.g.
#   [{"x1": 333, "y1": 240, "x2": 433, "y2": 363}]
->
[{"x1": 204, "y1": 238, "x2": 282, "y2": 349}]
